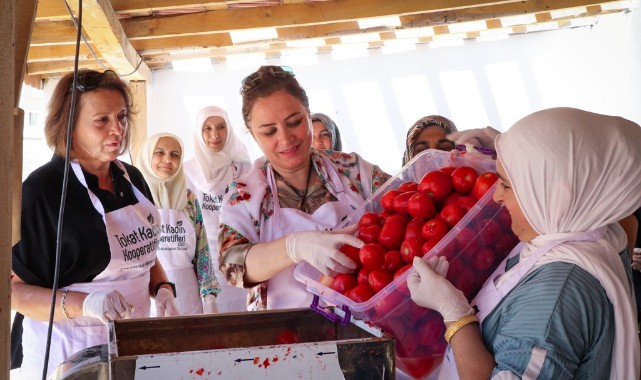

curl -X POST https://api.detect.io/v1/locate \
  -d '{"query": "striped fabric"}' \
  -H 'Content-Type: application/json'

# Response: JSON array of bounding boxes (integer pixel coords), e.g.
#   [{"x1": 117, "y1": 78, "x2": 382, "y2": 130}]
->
[{"x1": 482, "y1": 260, "x2": 614, "y2": 379}]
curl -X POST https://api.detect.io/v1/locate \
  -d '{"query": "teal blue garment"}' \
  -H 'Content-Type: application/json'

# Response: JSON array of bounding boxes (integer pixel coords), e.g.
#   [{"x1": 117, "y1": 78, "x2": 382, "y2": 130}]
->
[{"x1": 480, "y1": 256, "x2": 616, "y2": 379}]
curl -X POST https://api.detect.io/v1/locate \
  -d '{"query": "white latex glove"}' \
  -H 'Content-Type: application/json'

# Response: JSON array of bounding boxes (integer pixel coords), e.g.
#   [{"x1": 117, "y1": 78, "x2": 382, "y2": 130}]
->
[
  {"x1": 155, "y1": 287, "x2": 180, "y2": 317},
  {"x1": 203, "y1": 294, "x2": 218, "y2": 314},
  {"x1": 82, "y1": 289, "x2": 133, "y2": 325},
  {"x1": 407, "y1": 256, "x2": 473, "y2": 322},
  {"x1": 285, "y1": 226, "x2": 363, "y2": 277},
  {"x1": 447, "y1": 126, "x2": 501, "y2": 150}
]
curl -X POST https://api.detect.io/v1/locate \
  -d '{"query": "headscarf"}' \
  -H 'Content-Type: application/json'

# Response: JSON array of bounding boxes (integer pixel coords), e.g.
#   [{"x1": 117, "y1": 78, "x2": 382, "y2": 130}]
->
[
  {"x1": 136, "y1": 133, "x2": 188, "y2": 210},
  {"x1": 402, "y1": 115, "x2": 458, "y2": 165},
  {"x1": 495, "y1": 107, "x2": 641, "y2": 379},
  {"x1": 311, "y1": 112, "x2": 342, "y2": 151},
  {"x1": 186, "y1": 106, "x2": 251, "y2": 194}
]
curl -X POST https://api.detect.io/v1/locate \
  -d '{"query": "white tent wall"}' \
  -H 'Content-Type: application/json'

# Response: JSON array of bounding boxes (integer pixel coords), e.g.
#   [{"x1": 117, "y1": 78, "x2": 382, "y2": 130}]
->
[{"x1": 23, "y1": 6, "x2": 641, "y2": 177}]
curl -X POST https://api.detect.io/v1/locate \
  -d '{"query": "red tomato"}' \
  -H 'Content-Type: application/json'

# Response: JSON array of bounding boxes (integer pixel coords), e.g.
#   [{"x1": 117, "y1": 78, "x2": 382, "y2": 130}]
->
[
  {"x1": 401, "y1": 238, "x2": 425, "y2": 263},
  {"x1": 417, "y1": 311, "x2": 445, "y2": 345},
  {"x1": 359, "y1": 243, "x2": 386, "y2": 269},
  {"x1": 347, "y1": 283, "x2": 375, "y2": 303},
  {"x1": 378, "y1": 209, "x2": 394, "y2": 221},
  {"x1": 421, "y1": 233, "x2": 446, "y2": 255},
  {"x1": 452, "y1": 266, "x2": 476, "y2": 299},
  {"x1": 357, "y1": 212, "x2": 382, "y2": 229},
  {"x1": 418, "y1": 170, "x2": 452, "y2": 202},
  {"x1": 368, "y1": 269, "x2": 393, "y2": 293},
  {"x1": 381, "y1": 189, "x2": 401, "y2": 212},
  {"x1": 440, "y1": 204, "x2": 466, "y2": 228},
  {"x1": 454, "y1": 226, "x2": 477, "y2": 251},
  {"x1": 396, "y1": 330, "x2": 420, "y2": 357},
  {"x1": 330, "y1": 273, "x2": 357, "y2": 294},
  {"x1": 404, "y1": 219, "x2": 424, "y2": 240},
  {"x1": 450, "y1": 166, "x2": 479, "y2": 195},
  {"x1": 379, "y1": 220, "x2": 406, "y2": 250},
  {"x1": 339, "y1": 243, "x2": 362, "y2": 267},
  {"x1": 373, "y1": 290, "x2": 404, "y2": 318},
  {"x1": 357, "y1": 268, "x2": 372, "y2": 284},
  {"x1": 473, "y1": 171, "x2": 499, "y2": 200},
  {"x1": 439, "y1": 166, "x2": 456, "y2": 176},
  {"x1": 407, "y1": 192, "x2": 436, "y2": 220},
  {"x1": 473, "y1": 247, "x2": 496, "y2": 271},
  {"x1": 386, "y1": 213, "x2": 411, "y2": 227},
  {"x1": 393, "y1": 264, "x2": 413, "y2": 280},
  {"x1": 398, "y1": 181, "x2": 419, "y2": 193},
  {"x1": 442, "y1": 192, "x2": 461, "y2": 206},
  {"x1": 276, "y1": 329, "x2": 300, "y2": 344},
  {"x1": 421, "y1": 218, "x2": 450, "y2": 240},
  {"x1": 393, "y1": 191, "x2": 418, "y2": 214},
  {"x1": 357, "y1": 224, "x2": 381, "y2": 244},
  {"x1": 476, "y1": 219, "x2": 502, "y2": 244},
  {"x1": 383, "y1": 250, "x2": 405, "y2": 272},
  {"x1": 456, "y1": 195, "x2": 477, "y2": 213},
  {"x1": 319, "y1": 274, "x2": 334, "y2": 288}
]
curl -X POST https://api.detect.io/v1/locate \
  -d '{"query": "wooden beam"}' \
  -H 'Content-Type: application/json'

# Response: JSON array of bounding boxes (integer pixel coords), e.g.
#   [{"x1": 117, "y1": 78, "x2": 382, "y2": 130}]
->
[
  {"x1": 28, "y1": 44, "x2": 96, "y2": 61},
  {"x1": 121, "y1": 0, "x2": 525, "y2": 39},
  {"x1": 1, "y1": 0, "x2": 16, "y2": 377},
  {"x1": 27, "y1": 59, "x2": 105, "y2": 75},
  {"x1": 15, "y1": 0, "x2": 38, "y2": 102},
  {"x1": 129, "y1": 81, "x2": 148, "y2": 163},
  {"x1": 65, "y1": 0, "x2": 151, "y2": 81}
]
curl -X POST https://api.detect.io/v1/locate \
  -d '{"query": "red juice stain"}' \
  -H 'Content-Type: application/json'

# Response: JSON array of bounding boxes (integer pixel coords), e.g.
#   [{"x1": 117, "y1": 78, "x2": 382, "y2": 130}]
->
[
  {"x1": 195, "y1": 368, "x2": 204, "y2": 376},
  {"x1": 263, "y1": 358, "x2": 270, "y2": 368},
  {"x1": 253, "y1": 357, "x2": 260, "y2": 365}
]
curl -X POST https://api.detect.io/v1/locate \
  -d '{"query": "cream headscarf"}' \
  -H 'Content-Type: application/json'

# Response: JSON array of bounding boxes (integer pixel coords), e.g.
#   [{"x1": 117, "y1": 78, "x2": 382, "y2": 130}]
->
[
  {"x1": 495, "y1": 107, "x2": 641, "y2": 379},
  {"x1": 136, "y1": 133, "x2": 188, "y2": 210},
  {"x1": 186, "y1": 106, "x2": 251, "y2": 194}
]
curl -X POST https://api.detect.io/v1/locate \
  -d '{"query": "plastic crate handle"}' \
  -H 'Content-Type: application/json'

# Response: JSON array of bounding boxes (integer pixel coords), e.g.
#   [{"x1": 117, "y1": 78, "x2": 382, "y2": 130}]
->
[{"x1": 310, "y1": 295, "x2": 352, "y2": 326}]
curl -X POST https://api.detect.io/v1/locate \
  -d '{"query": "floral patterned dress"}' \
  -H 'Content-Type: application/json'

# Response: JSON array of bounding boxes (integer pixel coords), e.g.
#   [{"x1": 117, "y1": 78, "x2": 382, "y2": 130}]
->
[{"x1": 218, "y1": 150, "x2": 390, "y2": 310}]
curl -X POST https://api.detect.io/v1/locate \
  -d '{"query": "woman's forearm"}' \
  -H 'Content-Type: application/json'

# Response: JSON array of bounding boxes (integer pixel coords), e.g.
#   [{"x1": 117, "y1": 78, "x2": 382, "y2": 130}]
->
[
  {"x1": 243, "y1": 237, "x2": 295, "y2": 284},
  {"x1": 11, "y1": 274, "x2": 87, "y2": 322},
  {"x1": 448, "y1": 322, "x2": 495, "y2": 380}
]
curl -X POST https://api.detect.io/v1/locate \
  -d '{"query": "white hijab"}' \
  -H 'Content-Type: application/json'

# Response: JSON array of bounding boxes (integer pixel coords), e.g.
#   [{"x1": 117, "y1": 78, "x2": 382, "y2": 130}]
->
[
  {"x1": 136, "y1": 133, "x2": 188, "y2": 210},
  {"x1": 186, "y1": 106, "x2": 251, "y2": 194},
  {"x1": 495, "y1": 107, "x2": 641, "y2": 379}
]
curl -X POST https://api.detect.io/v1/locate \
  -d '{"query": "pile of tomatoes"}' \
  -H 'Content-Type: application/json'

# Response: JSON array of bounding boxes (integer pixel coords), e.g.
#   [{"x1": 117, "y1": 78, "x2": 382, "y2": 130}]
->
[
  {"x1": 314, "y1": 163, "x2": 520, "y2": 379},
  {"x1": 321, "y1": 166, "x2": 500, "y2": 303}
]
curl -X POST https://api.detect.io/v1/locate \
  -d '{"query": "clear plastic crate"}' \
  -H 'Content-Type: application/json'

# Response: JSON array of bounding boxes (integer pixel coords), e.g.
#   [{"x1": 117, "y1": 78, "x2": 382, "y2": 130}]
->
[{"x1": 294, "y1": 149, "x2": 519, "y2": 379}]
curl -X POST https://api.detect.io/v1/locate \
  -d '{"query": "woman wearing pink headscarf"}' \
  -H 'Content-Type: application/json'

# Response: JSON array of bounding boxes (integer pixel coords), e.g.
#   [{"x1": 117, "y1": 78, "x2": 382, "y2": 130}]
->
[
  {"x1": 408, "y1": 107, "x2": 641, "y2": 379},
  {"x1": 184, "y1": 106, "x2": 252, "y2": 312}
]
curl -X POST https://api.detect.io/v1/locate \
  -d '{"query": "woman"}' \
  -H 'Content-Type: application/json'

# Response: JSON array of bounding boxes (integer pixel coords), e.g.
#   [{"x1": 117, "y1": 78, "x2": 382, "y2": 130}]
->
[
  {"x1": 11, "y1": 69, "x2": 179, "y2": 379},
  {"x1": 402, "y1": 115, "x2": 458, "y2": 166},
  {"x1": 183, "y1": 106, "x2": 252, "y2": 313},
  {"x1": 136, "y1": 133, "x2": 220, "y2": 314},
  {"x1": 408, "y1": 107, "x2": 641, "y2": 379},
  {"x1": 311, "y1": 112, "x2": 342, "y2": 151},
  {"x1": 218, "y1": 65, "x2": 391, "y2": 311}
]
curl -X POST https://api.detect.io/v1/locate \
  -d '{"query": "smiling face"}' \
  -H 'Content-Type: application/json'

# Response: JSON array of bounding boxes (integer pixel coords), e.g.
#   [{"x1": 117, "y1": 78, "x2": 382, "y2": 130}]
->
[
  {"x1": 71, "y1": 88, "x2": 127, "y2": 168},
  {"x1": 493, "y1": 159, "x2": 538, "y2": 242},
  {"x1": 151, "y1": 136, "x2": 182, "y2": 180},
  {"x1": 247, "y1": 90, "x2": 312, "y2": 175},
  {"x1": 312, "y1": 120, "x2": 332, "y2": 151},
  {"x1": 202, "y1": 115, "x2": 228, "y2": 152}
]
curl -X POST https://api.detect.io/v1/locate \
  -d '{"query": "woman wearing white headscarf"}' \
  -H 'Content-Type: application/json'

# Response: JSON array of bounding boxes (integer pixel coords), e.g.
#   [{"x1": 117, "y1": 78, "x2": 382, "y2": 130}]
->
[
  {"x1": 137, "y1": 133, "x2": 220, "y2": 315},
  {"x1": 184, "y1": 106, "x2": 252, "y2": 312},
  {"x1": 408, "y1": 107, "x2": 641, "y2": 379}
]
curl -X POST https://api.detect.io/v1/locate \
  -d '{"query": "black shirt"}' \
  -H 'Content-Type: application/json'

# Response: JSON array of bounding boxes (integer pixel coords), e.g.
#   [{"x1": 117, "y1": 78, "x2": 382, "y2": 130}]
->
[{"x1": 12, "y1": 155, "x2": 153, "y2": 288}]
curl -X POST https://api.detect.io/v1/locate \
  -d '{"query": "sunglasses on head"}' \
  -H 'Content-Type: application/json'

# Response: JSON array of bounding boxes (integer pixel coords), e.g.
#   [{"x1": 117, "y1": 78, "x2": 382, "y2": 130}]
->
[
  {"x1": 240, "y1": 66, "x2": 295, "y2": 94},
  {"x1": 74, "y1": 69, "x2": 118, "y2": 93}
]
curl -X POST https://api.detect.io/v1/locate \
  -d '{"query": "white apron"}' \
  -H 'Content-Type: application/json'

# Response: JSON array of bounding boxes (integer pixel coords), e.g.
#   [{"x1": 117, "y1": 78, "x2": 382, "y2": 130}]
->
[
  {"x1": 438, "y1": 228, "x2": 604, "y2": 380},
  {"x1": 262, "y1": 157, "x2": 358, "y2": 310},
  {"x1": 21, "y1": 161, "x2": 160, "y2": 379},
  {"x1": 155, "y1": 208, "x2": 201, "y2": 315},
  {"x1": 192, "y1": 185, "x2": 250, "y2": 313}
]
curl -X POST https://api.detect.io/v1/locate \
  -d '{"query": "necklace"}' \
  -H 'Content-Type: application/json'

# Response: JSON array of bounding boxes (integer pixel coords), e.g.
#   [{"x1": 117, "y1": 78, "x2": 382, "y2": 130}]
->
[{"x1": 297, "y1": 162, "x2": 314, "y2": 212}]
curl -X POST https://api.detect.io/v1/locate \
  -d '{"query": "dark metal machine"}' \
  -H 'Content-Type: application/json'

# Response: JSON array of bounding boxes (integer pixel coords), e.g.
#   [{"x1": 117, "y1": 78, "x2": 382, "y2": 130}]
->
[{"x1": 51, "y1": 307, "x2": 395, "y2": 379}]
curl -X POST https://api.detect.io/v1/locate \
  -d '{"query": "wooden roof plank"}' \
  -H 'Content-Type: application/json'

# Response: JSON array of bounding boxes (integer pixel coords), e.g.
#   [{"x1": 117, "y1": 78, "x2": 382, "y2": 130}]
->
[{"x1": 65, "y1": 0, "x2": 151, "y2": 80}]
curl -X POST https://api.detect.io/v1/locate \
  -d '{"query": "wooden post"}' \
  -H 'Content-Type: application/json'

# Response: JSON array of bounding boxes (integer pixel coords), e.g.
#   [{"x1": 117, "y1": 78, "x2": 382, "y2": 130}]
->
[
  {"x1": 129, "y1": 81, "x2": 148, "y2": 163},
  {"x1": 1, "y1": 0, "x2": 16, "y2": 377}
]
